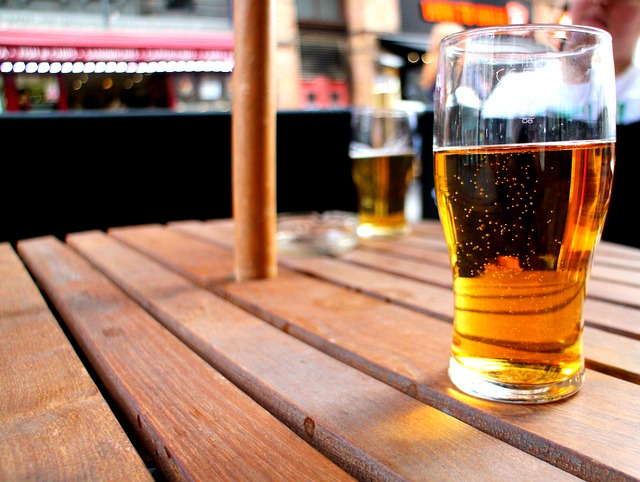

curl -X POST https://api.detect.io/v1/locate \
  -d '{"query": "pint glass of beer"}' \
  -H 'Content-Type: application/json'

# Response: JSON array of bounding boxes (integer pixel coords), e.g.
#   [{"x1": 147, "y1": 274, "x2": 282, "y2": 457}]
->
[
  {"x1": 349, "y1": 108, "x2": 416, "y2": 237},
  {"x1": 433, "y1": 25, "x2": 616, "y2": 403}
]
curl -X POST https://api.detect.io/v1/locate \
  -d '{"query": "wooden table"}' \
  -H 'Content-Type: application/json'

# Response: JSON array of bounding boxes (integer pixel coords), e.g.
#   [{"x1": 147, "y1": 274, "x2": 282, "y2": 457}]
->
[{"x1": 3, "y1": 219, "x2": 639, "y2": 481}]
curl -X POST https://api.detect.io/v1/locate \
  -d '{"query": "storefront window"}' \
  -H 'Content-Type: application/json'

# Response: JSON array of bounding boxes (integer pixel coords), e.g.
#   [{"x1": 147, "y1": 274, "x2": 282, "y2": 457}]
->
[
  {"x1": 296, "y1": 0, "x2": 344, "y2": 25},
  {"x1": 174, "y1": 73, "x2": 231, "y2": 112},
  {"x1": 66, "y1": 72, "x2": 172, "y2": 110},
  {"x1": 167, "y1": 0, "x2": 195, "y2": 11},
  {"x1": 14, "y1": 74, "x2": 61, "y2": 111}
]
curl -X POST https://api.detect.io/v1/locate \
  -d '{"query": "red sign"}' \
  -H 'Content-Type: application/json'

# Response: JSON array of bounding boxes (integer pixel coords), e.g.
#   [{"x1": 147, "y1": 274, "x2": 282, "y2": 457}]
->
[{"x1": 419, "y1": 0, "x2": 529, "y2": 26}]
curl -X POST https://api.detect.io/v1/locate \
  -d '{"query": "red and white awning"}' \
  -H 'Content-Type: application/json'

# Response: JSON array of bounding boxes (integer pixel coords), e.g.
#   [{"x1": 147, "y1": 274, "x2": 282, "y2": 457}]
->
[{"x1": 0, "y1": 29, "x2": 234, "y2": 73}]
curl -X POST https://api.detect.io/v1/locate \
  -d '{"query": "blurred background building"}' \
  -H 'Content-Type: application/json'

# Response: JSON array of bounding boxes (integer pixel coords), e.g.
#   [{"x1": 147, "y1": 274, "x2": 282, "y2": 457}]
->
[{"x1": 0, "y1": 0, "x2": 566, "y2": 113}]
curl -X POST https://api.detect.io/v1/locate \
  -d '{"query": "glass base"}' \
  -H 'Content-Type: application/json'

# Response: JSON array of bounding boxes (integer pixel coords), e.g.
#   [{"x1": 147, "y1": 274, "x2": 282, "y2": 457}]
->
[
  {"x1": 357, "y1": 223, "x2": 410, "y2": 238},
  {"x1": 448, "y1": 357, "x2": 584, "y2": 404}
]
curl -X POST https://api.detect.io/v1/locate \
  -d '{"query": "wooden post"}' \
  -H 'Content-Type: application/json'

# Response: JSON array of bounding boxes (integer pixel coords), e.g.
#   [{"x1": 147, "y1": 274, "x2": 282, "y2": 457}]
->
[{"x1": 232, "y1": 0, "x2": 278, "y2": 280}]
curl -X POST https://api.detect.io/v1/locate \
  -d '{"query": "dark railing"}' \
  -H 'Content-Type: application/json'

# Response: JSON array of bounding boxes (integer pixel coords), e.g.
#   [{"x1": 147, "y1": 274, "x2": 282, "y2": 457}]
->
[
  {"x1": 0, "y1": 108, "x2": 635, "y2": 248},
  {"x1": 0, "y1": 110, "x2": 358, "y2": 243}
]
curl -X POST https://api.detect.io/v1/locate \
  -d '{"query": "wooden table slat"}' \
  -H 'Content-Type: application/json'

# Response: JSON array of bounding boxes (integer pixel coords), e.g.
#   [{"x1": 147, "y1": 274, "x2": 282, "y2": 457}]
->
[
  {"x1": 174, "y1": 220, "x2": 640, "y2": 346},
  {"x1": 16, "y1": 236, "x2": 353, "y2": 482},
  {"x1": 65, "y1": 228, "x2": 580, "y2": 481},
  {"x1": 6, "y1": 218, "x2": 640, "y2": 481},
  {"x1": 0, "y1": 243, "x2": 153, "y2": 482},
  {"x1": 114, "y1": 221, "x2": 640, "y2": 481}
]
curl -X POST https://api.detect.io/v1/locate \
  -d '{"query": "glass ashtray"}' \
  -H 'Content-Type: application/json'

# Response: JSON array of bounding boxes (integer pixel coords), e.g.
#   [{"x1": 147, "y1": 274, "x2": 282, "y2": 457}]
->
[{"x1": 277, "y1": 211, "x2": 359, "y2": 256}]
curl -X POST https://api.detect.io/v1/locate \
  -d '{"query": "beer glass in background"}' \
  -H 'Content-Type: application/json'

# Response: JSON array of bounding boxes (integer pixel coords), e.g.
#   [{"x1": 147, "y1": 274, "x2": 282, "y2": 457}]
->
[
  {"x1": 349, "y1": 108, "x2": 416, "y2": 237},
  {"x1": 433, "y1": 25, "x2": 616, "y2": 403}
]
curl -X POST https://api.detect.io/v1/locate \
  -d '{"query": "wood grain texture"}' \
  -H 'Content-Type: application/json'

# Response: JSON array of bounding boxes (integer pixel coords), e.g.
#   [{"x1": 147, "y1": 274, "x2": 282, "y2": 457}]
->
[
  {"x1": 0, "y1": 242, "x2": 152, "y2": 481},
  {"x1": 164, "y1": 220, "x2": 640, "y2": 481},
  {"x1": 7, "y1": 219, "x2": 640, "y2": 481},
  {"x1": 68, "y1": 228, "x2": 577, "y2": 481},
  {"x1": 173, "y1": 220, "x2": 640, "y2": 364},
  {"x1": 17, "y1": 236, "x2": 352, "y2": 481}
]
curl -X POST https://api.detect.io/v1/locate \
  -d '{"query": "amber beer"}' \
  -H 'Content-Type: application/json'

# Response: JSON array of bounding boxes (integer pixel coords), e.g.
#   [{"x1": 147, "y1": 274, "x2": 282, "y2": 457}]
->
[
  {"x1": 350, "y1": 108, "x2": 415, "y2": 237},
  {"x1": 351, "y1": 153, "x2": 415, "y2": 236},
  {"x1": 351, "y1": 151, "x2": 414, "y2": 237},
  {"x1": 434, "y1": 141, "x2": 614, "y2": 398}
]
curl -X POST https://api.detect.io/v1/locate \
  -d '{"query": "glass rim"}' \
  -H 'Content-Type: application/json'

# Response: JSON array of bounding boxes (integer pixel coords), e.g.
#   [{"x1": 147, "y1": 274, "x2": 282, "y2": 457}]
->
[{"x1": 441, "y1": 23, "x2": 612, "y2": 46}]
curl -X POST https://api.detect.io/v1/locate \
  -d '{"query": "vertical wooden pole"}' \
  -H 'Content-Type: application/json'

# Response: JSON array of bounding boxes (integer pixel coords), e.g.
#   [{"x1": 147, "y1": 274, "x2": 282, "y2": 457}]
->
[{"x1": 232, "y1": 0, "x2": 278, "y2": 280}]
